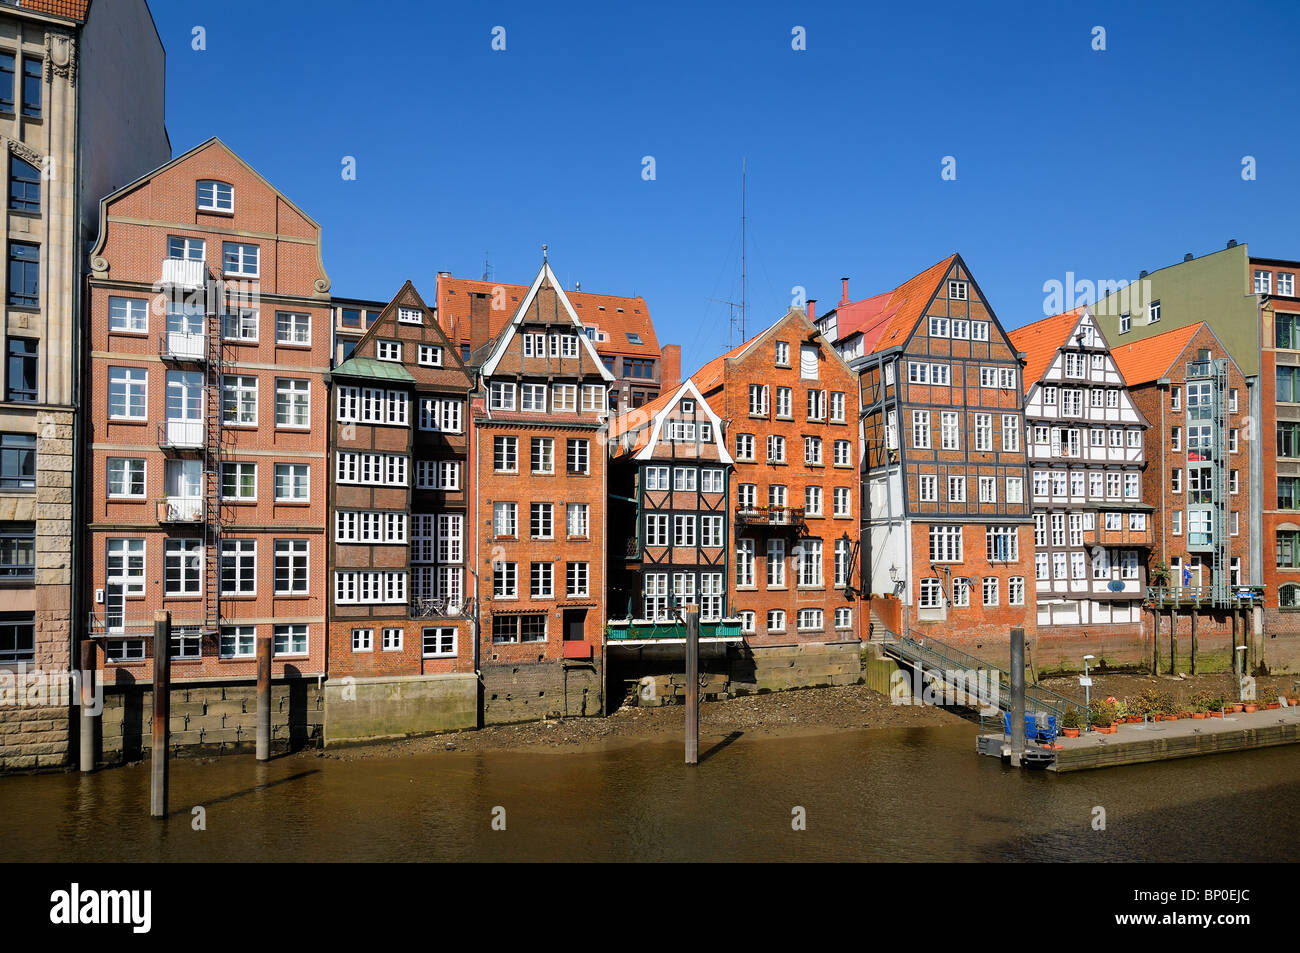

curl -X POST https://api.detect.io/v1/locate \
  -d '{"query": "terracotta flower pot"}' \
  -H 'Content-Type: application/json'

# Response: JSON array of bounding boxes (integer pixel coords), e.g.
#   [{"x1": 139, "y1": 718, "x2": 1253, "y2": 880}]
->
[
  {"x1": 1062, "y1": 727, "x2": 1080, "y2": 738},
  {"x1": 1163, "y1": 714, "x2": 1178, "y2": 722},
  {"x1": 1231, "y1": 704, "x2": 1244, "y2": 713},
  {"x1": 1243, "y1": 704, "x2": 1258, "y2": 713},
  {"x1": 1268, "y1": 703, "x2": 1281, "y2": 710},
  {"x1": 1193, "y1": 712, "x2": 1207, "y2": 719},
  {"x1": 1178, "y1": 711, "x2": 1192, "y2": 719},
  {"x1": 1209, "y1": 711, "x2": 1223, "y2": 718}
]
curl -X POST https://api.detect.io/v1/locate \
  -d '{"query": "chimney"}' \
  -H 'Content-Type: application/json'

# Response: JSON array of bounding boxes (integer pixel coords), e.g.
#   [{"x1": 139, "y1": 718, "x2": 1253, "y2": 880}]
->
[
  {"x1": 1184, "y1": 253, "x2": 1194, "y2": 262},
  {"x1": 659, "y1": 344, "x2": 681, "y2": 393},
  {"x1": 1139, "y1": 270, "x2": 1148, "y2": 279},
  {"x1": 468, "y1": 286, "x2": 494, "y2": 356},
  {"x1": 840, "y1": 277, "x2": 850, "y2": 305},
  {"x1": 806, "y1": 298, "x2": 817, "y2": 322},
  {"x1": 1227, "y1": 239, "x2": 1238, "y2": 248}
]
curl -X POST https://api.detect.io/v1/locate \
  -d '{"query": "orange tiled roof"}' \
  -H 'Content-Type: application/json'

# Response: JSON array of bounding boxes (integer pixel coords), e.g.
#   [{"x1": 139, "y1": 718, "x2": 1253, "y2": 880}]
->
[
  {"x1": 1108, "y1": 323, "x2": 1205, "y2": 387},
  {"x1": 608, "y1": 387, "x2": 680, "y2": 457},
  {"x1": 436, "y1": 275, "x2": 660, "y2": 357},
  {"x1": 835, "y1": 255, "x2": 958, "y2": 355},
  {"x1": 1007, "y1": 308, "x2": 1084, "y2": 394},
  {"x1": 9, "y1": 0, "x2": 90, "y2": 20}
]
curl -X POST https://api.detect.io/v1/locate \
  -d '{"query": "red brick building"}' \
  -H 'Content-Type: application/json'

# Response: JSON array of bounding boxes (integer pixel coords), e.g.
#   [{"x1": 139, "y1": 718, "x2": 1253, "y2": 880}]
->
[
  {"x1": 85, "y1": 138, "x2": 332, "y2": 685},
  {"x1": 822, "y1": 256, "x2": 1035, "y2": 656},
  {"x1": 324, "y1": 281, "x2": 475, "y2": 680},
  {"x1": 1111, "y1": 322, "x2": 1256, "y2": 671},
  {"x1": 435, "y1": 271, "x2": 677, "y2": 410},
  {"x1": 472, "y1": 258, "x2": 613, "y2": 721}
]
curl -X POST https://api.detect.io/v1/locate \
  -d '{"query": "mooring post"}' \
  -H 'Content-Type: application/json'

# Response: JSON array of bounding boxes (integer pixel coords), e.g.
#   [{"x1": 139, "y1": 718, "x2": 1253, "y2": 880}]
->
[
  {"x1": 256, "y1": 629, "x2": 272, "y2": 761},
  {"x1": 79, "y1": 640, "x2": 97, "y2": 773},
  {"x1": 150, "y1": 610, "x2": 171, "y2": 819},
  {"x1": 1190, "y1": 610, "x2": 1198, "y2": 676},
  {"x1": 1169, "y1": 609, "x2": 1178, "y2": 676},
  {"x1": 1009, "y1": 626, "x2": 1025, "y2": 768},
  {"x1": 685, "y1": 603, "x2": 699, "y2": 766},
  {"x1": 1151, "y1": 607, "x2": 1160, "y2": 675}
]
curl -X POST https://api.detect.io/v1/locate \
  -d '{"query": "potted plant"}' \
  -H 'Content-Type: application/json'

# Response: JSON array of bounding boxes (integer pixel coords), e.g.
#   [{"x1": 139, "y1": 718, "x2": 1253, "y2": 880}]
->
[
  {"x1": 1243, "y1": 700, "x2": 1259, "y2": 714},
  {"x1": 1090, "y1": 699, "x2": 1119, "y2": 733},
  {"x1": 1262, "y1": 686, "x2": 1280, "y2": 709},
  {"x1": 1061, "y1": 708, "x2": 1081, "y2": 738}
]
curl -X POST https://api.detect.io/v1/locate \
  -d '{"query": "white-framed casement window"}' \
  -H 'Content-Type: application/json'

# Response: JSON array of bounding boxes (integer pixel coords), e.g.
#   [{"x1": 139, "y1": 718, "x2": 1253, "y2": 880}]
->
[
  {"x1": 673, "y1": 467, "x2": 698, "y2": 492},
  {"x1": 804, "y1": 436, "x2": 823, "y2": 465},
  {"x1": 334, "y1": 452, "x2": 407, "y2": 487},
  {"x1": 978, "y1": 476, "x2": 997, "y2": 503},
  {"x1": 567, "y1": 439, "x2": 590, "y2": 475},
  {"x1": 919, "y1": 474, "x2": 938, "y2": 502},
  {"x1": 912, "y1": 410, "x2": 931, "y2": 449},
  {"x1": 834, "y1": 607, "x2": 852, "y2": 630},
  {"x1": 398, "y1": 307, "x2": 423, "y2": 325},
  {"x1": 108, "y1": 296, "x2": 148, "y2": 334},
  {"x1": 334, "y1": 570, "x2": 407, "y2": 605},
  {"x1": 220, "y1": 625, "x2": 256, "y2": 659},
  {"x1": 275, "y1": 378, "x2": 310, "y2": 428},
  {"x1": 805, "y1": 485, "x2": 823, "y2": 516},
  {"x1": 1172, "y1": 468, "x2": 1183, "y2": 493},
  {"x1": 749, "y1": 384, "x2": 770, "y2": 416},
  {"x1": 700, "y1": 514, "x2": 724, "y2": 547},
  {"x1": 418, "y1": 344, "x2": 444, "y2": 367},
  {"x1": 493, "y1": 501, "x2": 517, "y2": 538},
  {"x1": 1255, "y1": 270, "x2": 1272, "y2": 294},
  {"x1": 736, "y1": 539, "x2": 755, "y2": 587},
  {"x1": 775, "y1": 386, "x2": 793, "y2": 418},
  {"x1": 492, "y1": 561, "x2": 518, "y2": 599},
  {"x1": 163, "y1": 539, "x2": 201, "y2": 596},
  {"x1": 552, "y1": 383, "x2": 578, "y2": 412},
  {"x1": 643, "y1": 573, "x2": 669, "y2": 619},
  {"x1": 929, "y1": 317, "x2": 949, "y2": 339},
  {"x1": 566, "y1": 562, "x2": 589, "y2": 598},
  {"x1": 108, "y1": 366, "x2": 147, "y2": 419},
  {"x1": 950, "y1": 577, "x2": 970, "y2": 607},
  {"x1": 1278, "y1": 273, "x2": 1296, "y2": 297},
  {"x1": 351, "y1": 628, "x2": 373, "y2": 653},
  {"x1": 806, "y1": 389, "x2": 827, "y2": 421},
  {"x1": 196, "y1": 180, "x2": 233, "y2": 212},
  {"x1": 1119, "y1": 312, "x2": 1131, "y2": 333},
  {"x1": 737, "y1": 433, "x2": 755, "y2": 461},
  {"x1": 929, "y1": 525, "x2": 962, "y2": 562},
  {"x1": 420, "y1": 397, "x2": 463, "y2": 433},
  {"x1": 1171, "y1": 426, "x2": 1182, "y2": 451},
  {"x1": 947, "y1": 476, "x2": 966, "y2": 502},
  {"x1": 737, "y1": 483, "x2": 756, "y2": 509},
  {"x1": 222, "y1": 242, "x2": 259, "y2": 277},
  {"x1": 494, "y1": 436, "x2": 518, "y2": 473},
  {"x1": 1008, "y1": 577, "x2": 1025, "y2": 606},
  {"x1": 948, "y1": 280, "x2": 968, "y2": 300},
  {"x1": 489, "y1": 381, "x2": 516, "y2": 411},
  {"x1": 797, "y1": 608, "x2": 824, "y2": 632},
  {"x1": 376, "y1": 340, "x2": 402, "y2": 362},
  {"x1": 767, "y1": 434, "x2": 786, "y2": 463},
  {"x1": 774, "y1": 341, "x2": 790, "y2": 366},
  {"x1": 834, "y1": 537, "x2": 851, "y2": 586},
  {"x1": 919, "y1": 577, "x2": 943, "y2": 608},
  {"x1": 766, "y1": 539, "x2": 786, "y2": 588},
  {"x1": 107, "y1": 457, "x2": 146, "y2": 498},
  {"x1": 766, "y1": 609, "x2": 786, "y2": 632},
  {"x1": 795, "y1": 538, "x2": 823, "y2": 587},
  {"x1": 830, "y1": 391, "x2": 846, "y2": 423},
  {"x1": 220, "y1": 461, "x2": 257, "y2": 500},
  {"x1": 530, "y1": 562, "x2": 554, "y2": 599},
  {"x1": 701, "y1": 468, "x2": 725, "y2": 493},
  {"x1": 833, "y1": 440, "x2": 851, "y2": 466},
  {"x1": 275, "y1": 311, "x2": 311, "y2": 346},
  {"x1": 644, "y1": 513, "x2": 669, "y2": 547},
  {"x1": 376, "y1": 627, "x2": 402, "y2": 652},
  {"x1": 273, "y1": 539, "x2": 309, "y2": 595},
  {"x1": 982, "y1": 576, "x2": 999, "y2": 606},
  {"x1": 986, "y1": 525, "x2": 1019, "y2": 562},
  {"x1": 581, "y1": 384, "x2": 607, "y2": 413},
  {"x1": 566, "y1": 502, "x2": 589, "y2": 538},
  {"x1": 644, "y1": 465, "x2": 670, "y2": 491},
  {"x1": 520, "y1": 383, "x2": 547, "y2": 412},
  {"x1": 273, "y1": 463, "x2": 309, "y2": 502},
  {"x1": 941, "y1": 412, "x2": 960, "y2": 450},
  {"x1": 531, "y1": 437, "x2": 554, "y2": 474},
  {"x1": 739, "y1": 610, "x2": 756, "y2": 634},
  {"x1": 274, "y1": 624, "x2": 309, "y2": 657},
  {"x1": 167, "y1": 235, "x2": 206, "y2": 261},
  {"x1": 530, "y1": 502, "x2": 554, "y2": 539},
  {"x1": 673, "y1": 514, "x2": 696, "y2": 547},
  {"x1": 222, "y1": 308, "x2": 259, "y2": 342},
  {"x1": 422, "y1": 627, "x2": 456, "y2": 658},
  {"x1": 222, "y1": 375, "x2": 258, "y2": 425},
  {"x1": 220, "y1": 539, "x2": 256, "y2": 595},
  {"x1": 833, "y1": 486, "x2": 851, "y2": 517}
]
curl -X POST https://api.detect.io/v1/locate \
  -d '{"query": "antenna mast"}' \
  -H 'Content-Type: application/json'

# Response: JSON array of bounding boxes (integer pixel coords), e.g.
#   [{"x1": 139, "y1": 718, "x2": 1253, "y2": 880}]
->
[{"x1": 741, "y1": 158, "x2": 747, "y2": 342}]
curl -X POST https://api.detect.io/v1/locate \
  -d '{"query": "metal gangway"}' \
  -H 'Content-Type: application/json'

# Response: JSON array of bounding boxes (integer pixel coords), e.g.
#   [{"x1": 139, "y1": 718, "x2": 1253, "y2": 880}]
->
[{"x1": 881, "y1": 633, "x2": 1084, "y2": 722}]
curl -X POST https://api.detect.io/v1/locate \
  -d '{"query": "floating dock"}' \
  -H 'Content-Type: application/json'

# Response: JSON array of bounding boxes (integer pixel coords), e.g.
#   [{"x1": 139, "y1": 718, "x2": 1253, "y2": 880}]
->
[{"x1": 981, "y1": 706, "x2": 1300, "y2": 772}]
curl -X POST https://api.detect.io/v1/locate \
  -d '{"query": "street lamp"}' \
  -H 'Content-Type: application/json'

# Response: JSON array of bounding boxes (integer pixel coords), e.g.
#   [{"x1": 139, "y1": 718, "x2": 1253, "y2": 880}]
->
[{"x1": 1082, "y1": 654, "x2": 1095, "y2": 730}]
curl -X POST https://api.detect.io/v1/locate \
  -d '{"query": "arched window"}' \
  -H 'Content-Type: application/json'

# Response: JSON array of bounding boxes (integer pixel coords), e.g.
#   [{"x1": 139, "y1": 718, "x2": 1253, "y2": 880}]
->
[
  {"x1": 1280, "y1": 584, "x2": 1300, "y2": 609},
  {"x1": 196, "y1": 180, "x2": 233, "y2": 213}
]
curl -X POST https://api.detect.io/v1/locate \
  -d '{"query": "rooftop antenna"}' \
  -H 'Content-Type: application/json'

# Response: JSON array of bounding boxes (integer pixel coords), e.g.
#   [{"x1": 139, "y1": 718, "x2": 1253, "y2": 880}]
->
[
  {"x1": 542, "y1": 243, "x2": 548, "y2": 263},
  {"x1": 709, "y1": 297, "x2": 742, "y2": 348},
  {"x1": 482, "y1": 251, "x2": 491, "y2": 282}
]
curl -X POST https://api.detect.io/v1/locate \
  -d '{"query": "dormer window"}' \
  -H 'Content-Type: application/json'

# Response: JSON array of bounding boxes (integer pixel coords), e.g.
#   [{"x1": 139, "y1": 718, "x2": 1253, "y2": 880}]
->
[
  {"x1": 948, "y1": 280, "x2": 968, "y2": 300},
  {"x1": 197, "y1": 180, "x2": 233, "y2": 213},
  {"x1": 398, "y1": 307, "x2": 423, "y2": 324},
  {"x1": 626, "y1": 332, "x2": 642, "y2": 344},
  {"x1": 681, "y1": 399, "x2": 695, "y2": 414},
  {"x1": 418, "y1": 344, "x2": 443, "y2": 367}
]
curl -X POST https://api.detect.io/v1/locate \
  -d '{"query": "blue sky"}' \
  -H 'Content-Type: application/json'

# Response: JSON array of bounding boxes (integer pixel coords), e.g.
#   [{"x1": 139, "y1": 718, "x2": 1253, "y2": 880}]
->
[{"x1": 151, "y1": 0, "x2": 1300, "y2": 373}]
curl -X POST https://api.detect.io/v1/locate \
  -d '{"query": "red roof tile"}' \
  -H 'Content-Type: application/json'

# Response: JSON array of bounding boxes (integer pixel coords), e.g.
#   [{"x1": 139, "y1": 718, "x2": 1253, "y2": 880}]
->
[
  {"x1": 1007, "y1": 308, "x2": 1084, "y2": 394},
  {"x1": 834, "y1": 255, "x2": 958, "y2": 354},
  {"x1": 436, "y1": 275, "x2": 660, "y2": 357},
  {"x1": 10, "y1": 0, "x2": 89, "y2": 21},
  {"x1": 1108, "y1": 323, "x2": 1205, "y2": 387}
]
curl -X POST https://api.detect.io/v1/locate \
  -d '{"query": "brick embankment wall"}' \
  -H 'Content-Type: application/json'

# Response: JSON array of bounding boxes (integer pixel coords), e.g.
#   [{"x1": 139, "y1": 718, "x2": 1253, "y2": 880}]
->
[
  {"x1": 481, "y1": 660, "x2": 602, "y2": 724},
  {"x1": 98, "y1": 681, "x2": 323, "y2": 764},
  {"x1": 323, "y1": 673, "x2": 477, "y2": 745},
  {"x1": 0, "y1": 705, "x2": 71, "y2": 771}
]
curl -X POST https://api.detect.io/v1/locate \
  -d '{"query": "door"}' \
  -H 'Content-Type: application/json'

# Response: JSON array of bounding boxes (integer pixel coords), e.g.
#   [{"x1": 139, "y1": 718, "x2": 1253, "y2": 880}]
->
[
  {"x1": 165, "y1": 370, "x2": 204, "y2": 447},
  {"x1": 164, "y1": 459, "x2": 203, "y2": 521},
  {"x1": 167, "y1": 302, "x2": 206, "y2": 359},
  {"x1": 105, "y1": 539, "x2": 143, "y2": 635},
  {"x1": 563, "y1": 608, "x2": 586, "y2": 641}
]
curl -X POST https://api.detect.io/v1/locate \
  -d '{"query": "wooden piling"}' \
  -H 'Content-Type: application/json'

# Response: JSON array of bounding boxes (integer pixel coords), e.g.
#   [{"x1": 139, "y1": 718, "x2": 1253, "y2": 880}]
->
[
  {"x1": 150, "y1": 611, "x2": 170, "y2": 819},
  {"x1": 1190, "y1": 610, "x2": 1198, "y2": 676},
  {"x1": 685, "y1": 604, "x2": 699, "y2": 766},
  {"x1": 79, "y1": 640, "x2": 97, "y2": 773},
  {"x1": 1009, "y1": 627, "x2": 1025, "y2": 767},
  {"x1": 256, "y1": 630, "x2": 272, "y2": 761}
]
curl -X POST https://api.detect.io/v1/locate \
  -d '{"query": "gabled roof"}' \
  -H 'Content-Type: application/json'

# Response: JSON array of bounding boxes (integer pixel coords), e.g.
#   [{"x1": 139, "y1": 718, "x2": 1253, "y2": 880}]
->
[
  {"x1": 1109, "y1": 324, "x2": 1206, "y2": 386},
  {"x1": 331, "y1": 357, "x2": 415, "y2": 383},
  {"x1": 480, "y1": 260, "x2": 615, "y2": 381},
  {"x1": 609, "y1": 380, "x2": 733, "y2": 463},
  {"x1": 1008, "y1": 308, "x2": 1086, "y2": 394},
  {"x1": 337, "y1": 279, "x2": 473, "y2": 385},
  {"x1": 830, "y1": 255, "x2": 958, "y2": 354},
  {"x1": 437, "y1": 275, "x2": 660, "y2": 357}
]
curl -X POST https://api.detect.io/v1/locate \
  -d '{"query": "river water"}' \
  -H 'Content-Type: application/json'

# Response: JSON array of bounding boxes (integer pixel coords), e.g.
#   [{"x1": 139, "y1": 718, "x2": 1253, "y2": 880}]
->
[{"x1": 2, "y1": 724, "x2": 1296, "y2": 862}]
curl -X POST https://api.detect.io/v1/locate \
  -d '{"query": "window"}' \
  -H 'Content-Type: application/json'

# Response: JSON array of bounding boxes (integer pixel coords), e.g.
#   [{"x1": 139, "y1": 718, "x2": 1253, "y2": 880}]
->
[
  {"x1": 1119, "y1": 312, "x2": 1131, "y2": 334},
  {"x1": 335, "y1": 452, "x2": 406, "y2": 486},
  {"x1": 351, "y1": 628, "x2": 373, "y2": 653},
  {"x1": 418, "y1": 344, "x2": 443, "y2": 366},
  {"x1": 275, "y1": 312, "x2": 310, "y2": 346},
  {"x1": 775, "y1": 386, "x2": 792, "y2": 418},
  {"x1": 928, "y1": 317, "x2": 949, "y2": 339},
  {"x1": 1002, "y1": 415, "x2": 1021, "y2": 452},
  {"x1": 220, "y1": 462, "x2": 257, "y2": 500},
  {"x1": 566, "y1": 562, "x2": 589, "y2": 598},
  {"x1": 918, "y1": 475, "x2": 938, "y2": 502},
  {"x1": 919, "y1": 578, "x2": 943, "y2": 609},
  {"x1": 520, "y1": 383, "x2": 547, "y2": 412},
  {"x1": 494, "y1": 436, "x2": 518, "y2": 473},
  {"x1": 493, "y1": 502, "x2": 517, "y2": 538},
  {"x1": 986, "y1": 526, "x2": 1018, "y2": 562},
  {"x1": 982, "y1": 577, "x2": 999, "y2": 606},
  {"x1": 940, "y1": 412, "x2": 960, "y2": 451},
  {"x1": 749, "y1": 384, "x2": 769, "y2": 416},
  {"x1": 1148, "y1": 300, "x2": 1161, "y2": 324},
  {"x1": 530, "y1": 502, "x2": 553, "y2": 539},
  {"x1": 1171, "y1": 468, "x2": 1182, "y2": 493},
  {"x1": 5, "y1": 337, "x2": 36, "y2": 402},
  {"x1": 1278, "y1": 531, "x2": 1300, "y2": 569},
  {"x1": 702, "y1": 468, "x2": 725, "y2": 493},
  {"x1": 275, "y1": 624, "x2": 309, "y2": 657},
  {"x1": 167, "y1": 236, "x2": 206, "y2": 261},
  {"x1": 531, "y1": 437, "x2": 554, "y2": 474},
  {"x1": 222, "y1": 309, "x2": 259, "y2": 342},
  {"x1": 767, "y1": 434, "x2": 786, "y2": 463},
  {"x1": 423, "y1": 627, "x2": 457, "y2": 657},
  {"x1": 830, "y1": 391, "x2": 846, "y2": 423},
  {"x1": 804, "y1": 436, "x2": 823, "y2": 465},
  {"x1": 221, "y1": 626, "x2": 257, "y2": 659},
  {"x1": 1008, "y1": 577, "x2": 1025, "y2": 606},
  {"x1": 9, "y1": 155, "x2": 39, "y2": 213},
  {"x1": 222, "y1": 242, "x2": 259, "y2": 277},
  {"x1": 947, "y1": 476, "x2": 966, "y2": 502},
  {"x1": 774, "y1": 341, "x2": 790, "y2": 366},
  {"x1": 765, "y1": 539, "x2": 786, "y2": 588},
  {"x1": 1255, "y1": 270, "x2": 1272, "y2": 295},
  {"x1": 673, "y1": 467, "x2": 698, "y2": 492},
  {"x1": 196, "y1": 180, "x2": 234, "y2": 212},
  {"x1": 1280, "y1": 274, "x2": 1296, "y2": 298},
  {"x1": 833, "y1": 486, "x2": 851, "y2": 517},
  {"x1": 644, "y1": 514, "x2": 669, "y2": 547},
  {"x1": 491, "y1": 613, "x2": 546, "y2": 643},
  {"x1": 807, "y1": 389, "x2": 827, "y2": 421},
  {"x1": 273, "y1": 463, "x2": 309, "y2": 502},
  {"x1": 797, "y1": 609, "x2": 824, "y2": 631},
  {"x1": 566, "y1": 502, "x2": 589, "y2": 538},
  {"x1": 552, "y1": 383, "x2": 577, "y2": 412},
  {"x1": 8, "y1": 242, "x2": 39, "y2": 307},
  {"x1": 912, "y1": 411, "x2": 931, "y2": 449},
  {"x1": 107, "y1": 457, "x2": 146, "y2": 498},
  {"x1": 929, "y1": 525, "x2": 962, "y2": 563},
  {"x1": 581, "y1": 384, "x2": 607, "y2": 413},
  {"x1": 275, "y1": 378, "x2": 310, "y2": 429},
  {"x1": 220, "y1": 539, "x2": 256, "y2": 595},
  {"x1": 489, "y1": 381, "x2": 517, "y2": 411},
  {"x1": 736, "y1": 539, "x2": 755, "y2": 587},
  {"x1": 0, "y1": 521, "x2": 34, "y2": 579},
  {"x1": 948, "y1": 280, "x2": 968, "y2": 300},
  {"x1": 530, "y1": 562, "x2": 553, "y2": 599},
  {"x1": 108, "y1": 367, "x2": 147, "y2": 420},
  {"x1": 645, "y1": 466, "x2": 670, "y2": 492},
  {"x1": 108, "y1": 296, "x2": 149, "y2": 334},
  {"x1": 767, "y1": 610, "x2": 786, "y2": 632},
  {"x1": 673, "y1": 515, "x2": 695, "y2": 547},
  {"x1": 162, "y1": 538, "x2": 200, "y2": 595},
  {"x1": 222, "y1": 375, "x2": 258, "y2": 425},
  {"x1": 1170, "y1": 426, "x2": 1182, "y2": 452},
  {"x1": 0, "y1": 54, "x2": 11, "y2": 114},
  {"x1": 1006, "y1": 477, "x2": 1023, "y2": 504},
  {"x1": 20, "y1": 56, "x2": 39, "y2": 119},
  {"x1": 373, "y1": 340, "x2": 402, "y2": 363},
  {"x1": 274, "y1": 540, "x2": 309, "y2": 595},
  {"x1": 834, "y1": 537, "x2": 851, "y2": 587},
  {"x1": 625, "y1": 358, "x2": 654, "y2": 379},
  {"x1": 978, "y1": 476, "x2": 996, "y2": 503},
  {"x1": 567, "y1": 439, "x2": 589, "y2": 474}
]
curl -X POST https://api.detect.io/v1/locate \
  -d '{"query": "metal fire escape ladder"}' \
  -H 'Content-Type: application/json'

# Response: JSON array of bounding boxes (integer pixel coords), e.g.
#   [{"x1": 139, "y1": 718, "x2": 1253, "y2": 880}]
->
[
  {"x1": 202, "y1": 287, "x2": 224, "y2": 634},
  {"x1": 1209, "y1": 358, "x2": 1230, "y2": 607}
]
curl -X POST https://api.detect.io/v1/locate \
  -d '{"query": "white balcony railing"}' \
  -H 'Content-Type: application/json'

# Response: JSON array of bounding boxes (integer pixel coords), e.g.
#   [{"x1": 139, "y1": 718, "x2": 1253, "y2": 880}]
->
[
  {"x1": 159, "y1": 419, "x2": 204, "y2": 450},
  {"x1": 162, "y1": 330, "x2": 207, "y2": 361},
  {"x1": 157, "y1": 497, "x2": 204, "y2": 523},
  {"x1": 161, "y1": 258, "x2": 206, "y2": 290}
]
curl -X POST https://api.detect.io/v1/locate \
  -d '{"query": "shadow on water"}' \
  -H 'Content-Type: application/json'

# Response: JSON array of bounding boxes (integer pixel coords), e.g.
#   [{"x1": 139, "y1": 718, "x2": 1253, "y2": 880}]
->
[
  {"x1": 699, "y1": 731, "x2": 744, "y2": 764},
  {"x1": 166, "y1": 768, "x2": 321, "y2": 818}
]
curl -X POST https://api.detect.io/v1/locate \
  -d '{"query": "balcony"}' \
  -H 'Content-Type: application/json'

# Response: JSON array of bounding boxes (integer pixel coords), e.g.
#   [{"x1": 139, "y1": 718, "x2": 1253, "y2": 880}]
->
[
  {"x1": 158, "y1": 420, "x2": 205, "y2": 450},
  {"x1": 1084, "y1": 525, "x2": 1154, "y2": 547},
  {"x1": 86, "y1": 613, "x2": 156, "y2": 638},
  {"x1": 159, "y1": 329, "x2": 207, "y2": 362},
  {"x1": 409, "y1": 596, "x2": 475, "y2": 620},
  {"x1": 1147, "y1": 585, "x2": 1264, "y2": 608},
  {"x1": 736, "y1": 505, "x2": 805, "y2": 527},
  {"x1": 606, "y1": 617, "x2": 745, "y2": 642},
  {"x1": 160, "y1": 258, "x2": 206, "y2": 290},
  {"x1": 157, "y1": 497, "x2": 204, "y2": 524}
]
